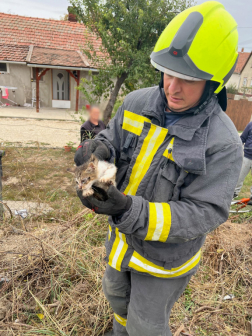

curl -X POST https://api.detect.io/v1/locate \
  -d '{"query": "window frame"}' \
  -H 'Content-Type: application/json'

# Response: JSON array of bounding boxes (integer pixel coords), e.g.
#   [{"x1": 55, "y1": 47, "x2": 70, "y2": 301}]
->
[{"x1": 0, "y1": 62, "x2": 9, "y2": 74}]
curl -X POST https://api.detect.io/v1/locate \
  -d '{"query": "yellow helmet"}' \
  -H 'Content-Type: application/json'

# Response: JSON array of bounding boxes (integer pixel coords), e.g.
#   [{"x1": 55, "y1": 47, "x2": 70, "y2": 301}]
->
[{"x1": 150, "y1": 1, "x2": 238, "y2": 94}]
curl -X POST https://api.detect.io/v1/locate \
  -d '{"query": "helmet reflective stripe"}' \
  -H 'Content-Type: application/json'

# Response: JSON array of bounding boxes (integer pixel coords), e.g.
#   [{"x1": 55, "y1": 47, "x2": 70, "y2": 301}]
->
[
  {"x1": 151, "y1": 59, "x2": 204, "y2": 82},
  {"x1": 150, "y1": 1, "x2": 238, "y2": 94}
]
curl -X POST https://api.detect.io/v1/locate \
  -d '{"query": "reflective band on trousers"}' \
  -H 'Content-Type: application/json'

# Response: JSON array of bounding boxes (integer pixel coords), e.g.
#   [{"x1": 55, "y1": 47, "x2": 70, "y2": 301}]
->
[
  {"x1": 122, "y1": 110, "x2": 150, "y2": 136},
  {"x1": 114, "y1": 313, "x2": 127, "y2": 327},
  {"x1": 108, "y1": 228, "x2": 128, "y2": 271},
  {"x1": 124, "y1": 123, "x2": 168, "y2": 196},
  {"x1": 129, "y1": 249, "x2": 201, "y2": 278},
  {"x1": 163, "y1": 137, "x2": 175, "y2": 162},
  {"x1": 145, "y1": 202, "x2": 171, "y2": 242}
]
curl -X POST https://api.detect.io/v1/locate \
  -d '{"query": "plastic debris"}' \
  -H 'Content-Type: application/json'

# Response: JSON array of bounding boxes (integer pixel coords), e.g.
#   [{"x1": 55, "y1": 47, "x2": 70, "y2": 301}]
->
[
  {"x1": 14, "y1": 209, "x2": 28, "y2": 219},
  {"x1": 223, "y1": 294, "x2": 235, "y2": 300}
]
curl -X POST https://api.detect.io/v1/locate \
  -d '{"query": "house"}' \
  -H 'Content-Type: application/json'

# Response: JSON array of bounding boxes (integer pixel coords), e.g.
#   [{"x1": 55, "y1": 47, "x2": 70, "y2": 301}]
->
[
  {"x1": 0, "y1": 8, "x2": 104, "y2": 112},
  {"x1": 227, "y1": 49, "x2": 252, "y2": 92},
  {"x1": 238, "y1": 51, "x2": 252, "y2": 94}
]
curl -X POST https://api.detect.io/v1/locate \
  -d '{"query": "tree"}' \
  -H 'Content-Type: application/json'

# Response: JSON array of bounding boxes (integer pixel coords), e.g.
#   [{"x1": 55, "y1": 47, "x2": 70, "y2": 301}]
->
[{"x1": 71, "y1": 0, "x2": 193, "y2": 124}]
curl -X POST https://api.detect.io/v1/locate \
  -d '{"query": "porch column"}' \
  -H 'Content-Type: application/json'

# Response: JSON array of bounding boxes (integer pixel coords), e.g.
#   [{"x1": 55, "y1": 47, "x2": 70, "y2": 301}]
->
[
  {"x1": 75, "y1": 70, "x2": 80, "y2": 113},
  {"x1": 36, "y1": 67, "x2": 39, "y2": 113}
]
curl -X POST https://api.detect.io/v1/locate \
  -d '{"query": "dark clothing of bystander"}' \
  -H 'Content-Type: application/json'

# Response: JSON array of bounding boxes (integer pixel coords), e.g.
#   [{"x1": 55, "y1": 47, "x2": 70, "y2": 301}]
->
[
  {"x1": 80, "y1": 120, "x2": 106, "y2": 141},
  {"x1": 240, "y1": 121, "x2": 252, "y2": 160}
]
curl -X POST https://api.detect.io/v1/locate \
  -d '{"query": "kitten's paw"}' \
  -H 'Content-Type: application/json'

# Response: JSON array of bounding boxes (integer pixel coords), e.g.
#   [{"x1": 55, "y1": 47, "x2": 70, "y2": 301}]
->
[
  {"x1": 99, "y1": 176, "x2": 110, "y2": 183},
  {"x1": 82, "y1": 189, "x2": 94, "y2": 197}
]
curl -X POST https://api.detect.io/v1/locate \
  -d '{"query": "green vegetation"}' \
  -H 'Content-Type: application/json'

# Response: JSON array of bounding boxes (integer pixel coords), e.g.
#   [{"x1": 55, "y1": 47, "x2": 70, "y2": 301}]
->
[{"x1": 71, "y1": 0, "x2": 193, "y2": 123}]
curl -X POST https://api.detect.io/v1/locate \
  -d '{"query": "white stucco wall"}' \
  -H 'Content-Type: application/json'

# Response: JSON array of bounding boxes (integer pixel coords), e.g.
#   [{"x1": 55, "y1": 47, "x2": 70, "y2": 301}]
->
[
  {"x1": 0, "y1": 64, "x2": 108, "y2": 111},
  {"x1": 0, "y1": 63, "x2": 31, "y2": 106},
  {"x1": 226, "y1": 73, "x2": 240, "y2": 90}
]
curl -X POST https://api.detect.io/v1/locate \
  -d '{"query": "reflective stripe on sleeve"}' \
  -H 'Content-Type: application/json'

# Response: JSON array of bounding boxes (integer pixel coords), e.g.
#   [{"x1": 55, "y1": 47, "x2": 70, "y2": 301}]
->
[
  {"x1": 145, "y1": 202, "x2": 171, "y2": 242},
  {"x1": 108, "y1": 228, "x2": 128, "y2": 271},
  {"x1": 108, "y1": 225, "x2": 112, "y2": 241},
  {"x1": 124, "y1": 124, "x2": 168, "y2": 196},
  {"x1": 163, "y1": 137, "x2": 175, "y2": 161},
  {"x1": 128, "y1": 249, "x2": 201, "y2": 278},
  {"x1": 122, "y1": 110, "x2": 150, "y2": 136},
  {"x1": 114, "y1": 313, "x2": 127, "y2": 327}
]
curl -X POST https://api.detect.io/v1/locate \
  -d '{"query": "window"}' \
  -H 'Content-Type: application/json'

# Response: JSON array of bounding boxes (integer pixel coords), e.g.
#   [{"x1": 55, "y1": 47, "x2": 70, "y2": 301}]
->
[
  {"x1": 0, "y1": 63, "x2": 8, "y2": 73},
  {"x1": 243, "y1": 77, "x2": 247, "y2": 86},
  {"x1": 250, "y1": 79, "x2": 252, "y2": 87},
  {"x1": 31, "y1": 68, "x2": 44, "y2": 81}
]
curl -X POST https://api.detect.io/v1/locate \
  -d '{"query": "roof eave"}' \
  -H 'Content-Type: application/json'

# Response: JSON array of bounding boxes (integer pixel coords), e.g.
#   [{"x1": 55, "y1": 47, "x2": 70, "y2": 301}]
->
[
  {"x1": 0, "y1": 60, "x2": 26, "y2": 64},
  {"x1": 26, "y1": 63, "x2": 99, "y2": 72}
]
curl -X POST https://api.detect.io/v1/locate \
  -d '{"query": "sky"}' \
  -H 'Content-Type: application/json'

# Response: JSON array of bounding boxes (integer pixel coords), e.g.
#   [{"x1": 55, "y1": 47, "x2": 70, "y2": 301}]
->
[{"x1": 1, "y1": 0, "x2": 252, "y2": 52}]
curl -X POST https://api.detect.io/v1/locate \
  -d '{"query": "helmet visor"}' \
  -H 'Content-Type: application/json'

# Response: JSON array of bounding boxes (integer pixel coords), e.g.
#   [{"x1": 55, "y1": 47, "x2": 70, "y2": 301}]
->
[{"x1": 151, "y1": 59, "x2": 204, "y2": 82}]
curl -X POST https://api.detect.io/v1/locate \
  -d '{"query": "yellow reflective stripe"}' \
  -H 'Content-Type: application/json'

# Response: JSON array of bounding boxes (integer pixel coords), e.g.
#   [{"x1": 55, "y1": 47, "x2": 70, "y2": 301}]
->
[
  {"x1": 108, "y1": 225, "x2": 112, "y2": 241},
  {"x1": 114, "y1": 313, "x2": 127, "y2": 327},
  {"x1": 163, "y1": 137, "x2": 175, "y2": 162},
  {"x1": 124, "y1": 124, "x2": 168, "y2": 196},
  {"x1": 129, "y1": 249, "x2": 201, "y2": 278},
  {"x1": 108, "y1": 228, "x2": 128, "y2": 271},
  {"x1": 145, "y1": 203, "x2": 171, "y2": 242},
  {"x1": 122, "y1": 110, "x2": 150, "y2": 136}
]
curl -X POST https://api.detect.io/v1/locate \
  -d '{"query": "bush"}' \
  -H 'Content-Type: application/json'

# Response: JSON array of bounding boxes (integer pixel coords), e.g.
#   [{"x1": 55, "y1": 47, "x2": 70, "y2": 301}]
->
[{"x1": 226, "y1": 83, "x2": 238, "y2": 94}]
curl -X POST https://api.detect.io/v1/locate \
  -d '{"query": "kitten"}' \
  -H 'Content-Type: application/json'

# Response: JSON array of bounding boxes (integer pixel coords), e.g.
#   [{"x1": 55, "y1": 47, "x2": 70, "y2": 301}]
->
[{"x1": 67, "y1": 155, "x2": 117, "y2": 200}]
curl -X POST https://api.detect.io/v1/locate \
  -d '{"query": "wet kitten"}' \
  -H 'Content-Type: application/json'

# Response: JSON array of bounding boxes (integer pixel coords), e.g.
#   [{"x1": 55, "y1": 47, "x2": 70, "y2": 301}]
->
[{"x1": 67, "y1": 155, "x2": 117, "y2": 200}]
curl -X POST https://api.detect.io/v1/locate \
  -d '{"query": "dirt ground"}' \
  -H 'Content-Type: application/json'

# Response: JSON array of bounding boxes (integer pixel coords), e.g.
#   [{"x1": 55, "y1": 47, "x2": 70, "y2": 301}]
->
[{"x1": 0, "y1": 117, "x2": 80, "y2": 148}]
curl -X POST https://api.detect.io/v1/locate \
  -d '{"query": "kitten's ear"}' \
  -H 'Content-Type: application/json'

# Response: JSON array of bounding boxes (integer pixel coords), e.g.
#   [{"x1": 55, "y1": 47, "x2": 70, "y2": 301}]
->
[
  {"x1": 87, "y1": 162, "x2": 96, "y2": 172},
  {"x1": 67, "y1": 166, "x2": 77, "y2": 174}
]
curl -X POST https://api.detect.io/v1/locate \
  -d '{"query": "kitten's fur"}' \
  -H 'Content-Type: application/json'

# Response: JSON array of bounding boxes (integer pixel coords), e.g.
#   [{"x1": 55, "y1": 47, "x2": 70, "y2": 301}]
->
[{"x1": 67, "y1": 155, "x2": 117, "y2": 199}]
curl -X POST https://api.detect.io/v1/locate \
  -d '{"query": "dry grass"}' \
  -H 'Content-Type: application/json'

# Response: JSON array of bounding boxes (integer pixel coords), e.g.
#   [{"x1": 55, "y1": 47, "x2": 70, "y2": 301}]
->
[{"x1": 0, "y1": 147, "x2": 252, "y2": 335}]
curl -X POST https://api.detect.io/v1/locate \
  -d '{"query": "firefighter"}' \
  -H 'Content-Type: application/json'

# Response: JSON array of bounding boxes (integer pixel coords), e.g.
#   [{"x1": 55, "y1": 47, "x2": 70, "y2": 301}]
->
[{"x1": 74, "y1": 2, "x2": 243, "y2": 335}]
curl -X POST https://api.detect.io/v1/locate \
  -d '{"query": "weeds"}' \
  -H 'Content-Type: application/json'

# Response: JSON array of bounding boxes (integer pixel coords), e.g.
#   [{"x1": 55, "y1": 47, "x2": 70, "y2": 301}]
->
[{"x1": 0, "y1": 147, "x2": 251, "y2": 335}]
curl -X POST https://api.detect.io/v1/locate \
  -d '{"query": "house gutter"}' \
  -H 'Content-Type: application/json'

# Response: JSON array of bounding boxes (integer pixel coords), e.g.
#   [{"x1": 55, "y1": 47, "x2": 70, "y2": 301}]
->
[
  {"x1": 0, "y1": 61, "x2": 26, "y2": 64},
  {"x1": 26, "y1": 63, "x2": 99, "y2": 72}
]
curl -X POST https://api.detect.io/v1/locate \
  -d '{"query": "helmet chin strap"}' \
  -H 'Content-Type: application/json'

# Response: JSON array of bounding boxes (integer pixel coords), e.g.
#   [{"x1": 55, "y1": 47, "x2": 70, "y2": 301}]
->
[{"x1": 159, "y1": 72, "x2": 218, "y2": 115}]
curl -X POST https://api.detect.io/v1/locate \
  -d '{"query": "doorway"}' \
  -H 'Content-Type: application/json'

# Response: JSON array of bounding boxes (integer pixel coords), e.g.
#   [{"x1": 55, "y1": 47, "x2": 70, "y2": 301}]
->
[{"x1": 52, "y1": 69, "x2": 70, "y2": 108}]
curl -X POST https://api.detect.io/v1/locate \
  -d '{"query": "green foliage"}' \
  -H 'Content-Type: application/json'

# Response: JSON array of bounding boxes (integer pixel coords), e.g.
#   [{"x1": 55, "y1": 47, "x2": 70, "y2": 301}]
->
[
  {"x1": 226, "y1": 83, "x2": 237, "y2": 94},
  {"x1": 71, "y1": 0, "x2": 193, "y2": 118}
]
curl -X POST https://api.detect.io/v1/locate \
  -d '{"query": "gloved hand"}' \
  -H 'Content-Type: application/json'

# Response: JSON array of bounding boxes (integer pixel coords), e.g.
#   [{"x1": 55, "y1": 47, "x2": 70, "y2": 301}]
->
[
  {"x1": 76, "y1": 188, "x2": 94, "y2": 209},
  {"x1": 85, "y1": 185, "x2": 132, "y2": 216},
  {"x1": 74, "y1": 139, "x2": 110, "y2": 166}
]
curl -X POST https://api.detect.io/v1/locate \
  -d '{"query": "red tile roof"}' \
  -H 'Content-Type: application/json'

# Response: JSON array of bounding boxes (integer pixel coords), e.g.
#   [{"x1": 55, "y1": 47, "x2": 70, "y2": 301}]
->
[
  {"x1": 0, "y1": 43, "x2": 29, "y2": 62},
  {"x1": 30, "y1": 46, "x2": 89, "y2": 68},
  {"x1": 234, "y1": 52, "x2": 251, "y2": 74},
  {"x1": 0, "y1": 12, "x2": 104, "y2": 68}
]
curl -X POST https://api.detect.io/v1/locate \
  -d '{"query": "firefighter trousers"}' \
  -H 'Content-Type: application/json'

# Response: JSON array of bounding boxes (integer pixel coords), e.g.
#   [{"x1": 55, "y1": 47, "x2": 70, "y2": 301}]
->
[{"x1": 102, "y1": 264, "x2": 194, "y2": 336}]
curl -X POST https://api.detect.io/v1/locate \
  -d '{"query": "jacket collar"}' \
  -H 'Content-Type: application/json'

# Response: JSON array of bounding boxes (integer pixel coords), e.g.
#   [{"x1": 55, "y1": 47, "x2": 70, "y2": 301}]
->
[{"x1": 141, "y1": 86, "x2": 220, "y2": 141}]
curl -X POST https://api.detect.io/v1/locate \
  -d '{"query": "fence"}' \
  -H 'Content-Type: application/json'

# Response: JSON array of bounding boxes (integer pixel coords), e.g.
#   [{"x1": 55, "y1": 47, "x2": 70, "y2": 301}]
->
[{"x1": 226, "y1": 99, "x2": 252, "y2": 131}]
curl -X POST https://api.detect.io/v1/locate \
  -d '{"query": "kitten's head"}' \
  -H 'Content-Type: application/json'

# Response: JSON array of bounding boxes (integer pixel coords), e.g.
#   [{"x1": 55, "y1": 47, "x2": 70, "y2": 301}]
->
[{"x1": 67, "y1": 155, "x2": 98, "y2": 190}]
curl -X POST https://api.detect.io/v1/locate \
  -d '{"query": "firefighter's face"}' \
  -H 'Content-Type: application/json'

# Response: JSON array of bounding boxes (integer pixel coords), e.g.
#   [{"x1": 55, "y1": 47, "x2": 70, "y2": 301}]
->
[{"x1": 163, "y1": 73, "x2": 206, "y2": 112}]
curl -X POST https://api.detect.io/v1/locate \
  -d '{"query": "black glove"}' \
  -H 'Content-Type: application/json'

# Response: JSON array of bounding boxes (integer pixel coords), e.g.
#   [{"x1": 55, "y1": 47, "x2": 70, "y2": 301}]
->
[
  {"x1": 85, "y1": 185, "x2": 132, "y2": 216},
  {"x1": 74, "y1": 139, "x2": 110, "y2": 166},
  {"x1": 76, "y1": 188, "x2": 94, "y2": 209}
]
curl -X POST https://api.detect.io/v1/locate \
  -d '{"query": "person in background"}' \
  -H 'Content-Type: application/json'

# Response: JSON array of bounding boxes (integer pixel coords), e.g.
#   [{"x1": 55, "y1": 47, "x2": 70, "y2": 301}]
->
[
  {"x1": 234, "y1": 121, "x2": 252, "y2": 202},
  {"x1": 80, "y1": 105, "x2": 106, "y2": 141}
]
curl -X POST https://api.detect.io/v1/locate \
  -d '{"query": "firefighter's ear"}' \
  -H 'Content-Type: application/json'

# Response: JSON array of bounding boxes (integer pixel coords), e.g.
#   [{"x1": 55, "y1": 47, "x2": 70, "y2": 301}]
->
[{"x1": 67, "y1": 166, "x2": 77, "y2": 174}]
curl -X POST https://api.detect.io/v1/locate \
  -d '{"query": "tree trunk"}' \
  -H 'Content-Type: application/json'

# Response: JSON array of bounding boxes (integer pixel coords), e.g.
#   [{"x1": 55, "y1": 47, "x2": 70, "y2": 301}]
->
[{"x1": 103, "y1": 72, "x2": 128, "y2": 125}]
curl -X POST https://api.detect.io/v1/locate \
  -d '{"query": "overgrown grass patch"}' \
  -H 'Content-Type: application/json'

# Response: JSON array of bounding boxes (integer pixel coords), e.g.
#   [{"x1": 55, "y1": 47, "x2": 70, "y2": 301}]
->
[{"x1": 0, "y1": 147, "x2": 251, "y2": 335}]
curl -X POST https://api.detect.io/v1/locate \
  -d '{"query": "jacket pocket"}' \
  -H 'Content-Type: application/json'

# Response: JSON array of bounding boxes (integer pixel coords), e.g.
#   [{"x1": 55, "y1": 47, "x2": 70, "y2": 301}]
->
[{"x1": 151, "y1": 161, "x2": 180, "y2": 203}]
